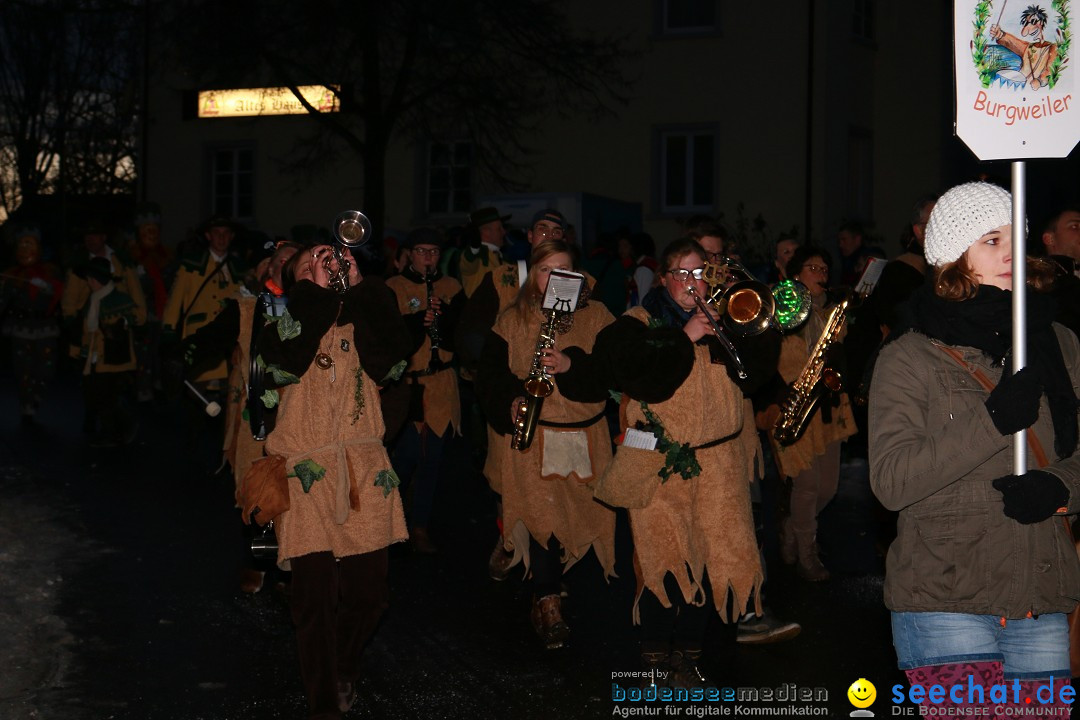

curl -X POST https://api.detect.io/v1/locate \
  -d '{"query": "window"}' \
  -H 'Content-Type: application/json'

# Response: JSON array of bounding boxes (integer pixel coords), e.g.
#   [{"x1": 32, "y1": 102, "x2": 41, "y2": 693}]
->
[
  {"x1": 658, "y1": 0, "x2": 719, "y2": 35},
  {"x1": 658, "y1": 127, "x2": 716, "y2": 214},
  {"x1": 210, "y1": 147, "x2": 254, "y2": 220},
  {"x1": 427, "y1": 141, "x2": 472, "y2": 216},
  {"x1": 852, "y1": 0, "x2": 874, "y2": 42}
]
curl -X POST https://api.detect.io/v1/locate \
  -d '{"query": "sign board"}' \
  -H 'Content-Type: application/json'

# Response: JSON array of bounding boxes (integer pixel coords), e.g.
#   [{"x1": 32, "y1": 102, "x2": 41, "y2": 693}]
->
[
  {"x1": 954, "y1": 1, "x2": 1077, "y2": 159},
  {"x1": 197, "y1": 85, "x2": 339, "y2": 118}
]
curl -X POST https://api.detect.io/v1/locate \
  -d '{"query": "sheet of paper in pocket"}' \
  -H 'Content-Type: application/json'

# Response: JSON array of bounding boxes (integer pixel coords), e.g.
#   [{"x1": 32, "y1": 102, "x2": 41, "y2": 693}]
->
[{"x1": 622, "y1": 428, "x2": 658, "y2": 451}]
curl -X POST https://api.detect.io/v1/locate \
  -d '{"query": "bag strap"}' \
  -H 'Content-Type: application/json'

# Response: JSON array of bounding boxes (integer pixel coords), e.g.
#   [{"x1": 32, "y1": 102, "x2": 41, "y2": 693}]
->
[{"x1": 935, "y1": 344, "x2": 1049, "y2": 468}]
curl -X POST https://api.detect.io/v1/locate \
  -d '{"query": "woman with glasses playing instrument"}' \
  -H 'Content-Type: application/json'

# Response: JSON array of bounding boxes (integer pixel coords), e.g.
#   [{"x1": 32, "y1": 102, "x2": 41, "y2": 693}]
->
[
  {"x1": 764, "y1": 246, "x2": 856, "y2": 581},
  {"x1": 585, "y1": 237, "x2": 777, "y2": 687}
]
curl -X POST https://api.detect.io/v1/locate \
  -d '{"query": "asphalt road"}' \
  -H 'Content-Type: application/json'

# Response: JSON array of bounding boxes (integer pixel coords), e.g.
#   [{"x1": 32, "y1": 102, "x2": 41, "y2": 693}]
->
[{"x1": 0, "y1": 367, "x2": 980, "y2": 720}]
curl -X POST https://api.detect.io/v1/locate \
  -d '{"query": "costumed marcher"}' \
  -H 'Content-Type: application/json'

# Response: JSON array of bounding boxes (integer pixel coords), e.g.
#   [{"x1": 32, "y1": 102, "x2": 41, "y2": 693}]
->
[
  {"x1": 475, "y1": 238, "x2": 616, "y2": 649},
  {"x1": 586, "y1": 238, "x2": 764, "y2": 685},
  {"x1": 160, "y1": 215, "x2": 245, "y2": 466},
  {"x1": 870, "y1": 182, "x2": 1080, "y2": 712},
  {"x1": 257, "y1": 243, "x2": 412, "y2": 719},
  {"x1": 0, "y1": 223, "x2": 63, "y2": 424},
  {"x1": 386, "y1": 227, "x2": 465, "y2": 553},
  {"x1": 128, "y1": 202, "x2": 173, "y2": 403},
  {"x1": 766, "y1": 246, "x2": 857, "y2": 581},
  {"x1": 73, "y1": 257, "x2": 140, "y2": 446},
  {"x1": 184, "y1": 239, "x2": 301, "y2": 593}
]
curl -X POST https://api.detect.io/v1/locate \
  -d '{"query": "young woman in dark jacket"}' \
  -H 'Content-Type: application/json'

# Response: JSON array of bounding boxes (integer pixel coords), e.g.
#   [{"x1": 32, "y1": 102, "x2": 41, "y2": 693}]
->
[{"x1": 870, "y1": 182, "x2": 1080, "y2": 711}]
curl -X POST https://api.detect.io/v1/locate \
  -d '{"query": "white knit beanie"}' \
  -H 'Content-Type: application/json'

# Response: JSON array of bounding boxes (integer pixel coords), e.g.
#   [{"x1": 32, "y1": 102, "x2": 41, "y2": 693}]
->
[{"x1": 924, "y1": 182, "x2": 1013, "y2": 267}]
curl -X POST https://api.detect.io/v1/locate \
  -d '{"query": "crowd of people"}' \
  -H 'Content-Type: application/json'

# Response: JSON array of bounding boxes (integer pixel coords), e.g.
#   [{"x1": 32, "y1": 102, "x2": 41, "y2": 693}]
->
[{"x1": 2, "y1": 187, "x2": 1080, "y2": 718}]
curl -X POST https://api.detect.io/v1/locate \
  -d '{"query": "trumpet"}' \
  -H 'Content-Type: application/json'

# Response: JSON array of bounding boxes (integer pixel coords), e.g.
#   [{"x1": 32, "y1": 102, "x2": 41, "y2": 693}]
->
[{"x1": 327, "y1": 210, "x2": 372, "y2": 293}]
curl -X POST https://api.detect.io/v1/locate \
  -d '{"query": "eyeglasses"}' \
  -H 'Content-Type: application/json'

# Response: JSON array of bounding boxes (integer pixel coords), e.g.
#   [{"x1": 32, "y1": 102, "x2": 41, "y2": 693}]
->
[
  {"x1": 533, "y1": 225, "x2": 564, "y2": 239},
  {"x1": 703, "y1": 251, "x2": 724, "y2": 262},
  {"x1": 800, "y1": 263, "x2": 827, "y2": 274},
  {"x1": 412, "y1": 247, "x2": 441, "y2": 257},
  {"x1": 666, "y1": 267, "x2": 706, "y2": 282}
]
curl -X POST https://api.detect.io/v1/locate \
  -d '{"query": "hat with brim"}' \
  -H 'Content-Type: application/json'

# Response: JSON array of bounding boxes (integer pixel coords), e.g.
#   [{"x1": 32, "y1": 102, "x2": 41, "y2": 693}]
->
[
  {"x1": 468, "y1": 207, "x2": 511, "y2": 228},
  {"x1": 403, "y1": 227, "x2": 444, "y2": 250}
]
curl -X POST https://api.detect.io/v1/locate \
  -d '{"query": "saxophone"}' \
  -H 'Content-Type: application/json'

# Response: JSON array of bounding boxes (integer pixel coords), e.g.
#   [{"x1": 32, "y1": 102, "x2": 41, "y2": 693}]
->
[
  {"x1": 510, "y1": 308, "x2": 559, "y2": 452},
  {"x1": 773, "y1": 297, "x2": 849, "y2": 447}
]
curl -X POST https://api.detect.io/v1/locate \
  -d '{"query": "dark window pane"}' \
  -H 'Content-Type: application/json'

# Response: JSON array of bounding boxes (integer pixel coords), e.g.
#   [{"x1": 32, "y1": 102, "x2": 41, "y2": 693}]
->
[
  {"x1": 237, "y1": 173, "x2": 253, "y2": 195},
  {"x1": 430, "y1": 167, "x2": 450, "y2": 190},
  {"x1": 215, "y1": 151, "x2": 233, "y2": 172},
  {"x1": 666, "y1": 0, "x2": 715, "y2": 30},
  {"x1": 665, "y1": 135, "x2": 688, "y2": 207},
  {"x1": 452, "y1": 167, "x2": 470, "y2": 188},
  {"x1": 237, "y1": 150, "x2": 253, "y2": 171},
  {"x1": 453, "y1": 191, "x2": 471, "y2": 213},
  {"x1": 430, "y1": 143, "x2": 449, "y2": 166},
  {"x1": 692, "y1": 135, "x2": 714, "y2": 206},
  {"x1": 429, "y1": 191, "x2": 449, "y2": 214},
  {"x1": 238, "y1": 196, "x2": 253, "y2": 217}
]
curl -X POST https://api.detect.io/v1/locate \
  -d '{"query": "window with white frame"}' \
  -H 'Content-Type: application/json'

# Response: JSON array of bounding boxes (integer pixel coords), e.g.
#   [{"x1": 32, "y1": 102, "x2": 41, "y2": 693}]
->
[
  {"x1": 210, "y1": 147, "x2": 254, "y2": 220},
  {"x1": 658, "y1": 128, "x2": 716, "y2": 214},
  {"x1": 427, "y1": 141, "x2": 472, "y2": 216},
  {"x1": 659, "y1": 0, "x2": 719, "y2": 35}
]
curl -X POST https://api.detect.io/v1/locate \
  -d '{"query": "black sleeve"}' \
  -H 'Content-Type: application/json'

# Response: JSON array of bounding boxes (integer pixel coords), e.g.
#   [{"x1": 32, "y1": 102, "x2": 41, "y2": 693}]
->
[
  {"x1": 257, "y1": 280, "x2": 339, "y2": 382},
  {"x1": 340, "y1": 276, "x2": 412, "y2": 383},
  {"x1": 592, "y1": 315, "x2": 694, "y2": 403},
  {"x1": 558, "y1": 346, "x2": 615, "y2": 403},
  {"x1": 403, "y1": 311, "x2": 428, "y2": 356},
  {"x1": 751, "y1": 372, "x2": 789, "y2": 413},
  {"x1": 726, "y1": 328, "x2": 783, "y2": 397},
  {"x1": 454, "y1": 273, "x2": 501, "y2": 374},
  {"x1": 475, "y1": 331, "x2": 525, "y2": 436},
  {"x1": 183, "y1": 299, "x2": 240, "y2": 376}
]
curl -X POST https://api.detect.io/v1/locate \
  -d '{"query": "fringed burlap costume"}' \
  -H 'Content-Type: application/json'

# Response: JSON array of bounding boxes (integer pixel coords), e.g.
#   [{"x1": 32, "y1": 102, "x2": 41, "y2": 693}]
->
[
  {"x1": 478, "y1": 300, "x2": 617, "y2": 580},
  {"x1": 617, "y1": 306, "x2": 763, "y2": 623}
]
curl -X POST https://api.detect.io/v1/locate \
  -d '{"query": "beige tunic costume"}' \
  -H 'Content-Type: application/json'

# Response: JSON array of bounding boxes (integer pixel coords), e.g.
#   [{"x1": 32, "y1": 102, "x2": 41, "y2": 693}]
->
[
  {"x1": 484, "y1": 301, "x2": 617, "y2": 579},
  {"x1": 267, "y1": 322, "x2": 408, "y2": 569},
  {"x1": 385, "y1": 273, "x2": 462, "y2": 437},
  {"x1": 222, "y1": 297, "x2": 268, "y2": 495},
  {"x1": 622, "y1": 306, "x2": 763, "y2": 623},
  {"x1": 770, "y1": 303, "x2": 856, "y2": 478}
]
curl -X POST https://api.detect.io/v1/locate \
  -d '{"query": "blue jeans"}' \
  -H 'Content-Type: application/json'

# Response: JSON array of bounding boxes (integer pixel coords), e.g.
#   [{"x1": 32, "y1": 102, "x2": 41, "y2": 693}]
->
[{"x1": 891, "y1": 611, "x2": 1070, "y2": 679}]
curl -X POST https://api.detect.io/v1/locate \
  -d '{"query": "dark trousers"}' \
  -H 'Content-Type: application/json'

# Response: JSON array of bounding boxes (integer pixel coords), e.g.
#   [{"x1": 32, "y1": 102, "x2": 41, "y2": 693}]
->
[
  {"x1": 529, "y1": 534, "x2": 564, "y2": 598},
  {"x1": 639, "y1": 569, "x2": 713, "y2": 655},
  {"x1": 82, "y1": 369, "x2": 136, "y2": 441},
  {"x1": 290, "y1": 549, "x2": 388, "y2": 719},
  {"x1": 392, "y1": 422, "x2": 446, "y2": 528}
]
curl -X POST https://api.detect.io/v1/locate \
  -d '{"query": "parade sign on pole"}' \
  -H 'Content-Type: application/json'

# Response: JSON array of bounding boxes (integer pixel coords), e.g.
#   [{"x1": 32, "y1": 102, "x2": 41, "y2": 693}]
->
[{"x1": 954, "y1": 0, "x2": 1076, "y2": 159}]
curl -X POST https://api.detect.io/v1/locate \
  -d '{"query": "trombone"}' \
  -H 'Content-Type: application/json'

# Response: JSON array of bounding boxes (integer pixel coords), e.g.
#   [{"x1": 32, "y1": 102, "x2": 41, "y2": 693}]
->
[{"x1": 702, "y1": 257, "x2": 811, "y2": 336}]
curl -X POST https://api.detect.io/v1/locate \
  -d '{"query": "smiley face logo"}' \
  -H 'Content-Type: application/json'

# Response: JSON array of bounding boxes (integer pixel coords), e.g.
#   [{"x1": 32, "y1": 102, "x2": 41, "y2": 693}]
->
[{"x1": 847, "y1": 678, "x2": 876, "y2": 709}]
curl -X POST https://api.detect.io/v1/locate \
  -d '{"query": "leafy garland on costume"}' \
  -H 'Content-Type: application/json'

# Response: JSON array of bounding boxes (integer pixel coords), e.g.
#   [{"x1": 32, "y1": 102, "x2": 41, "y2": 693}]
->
[
  {"x1": 290, "y1": 458, "x2": 326, "y2": 492},
  {"x1": 1048, "y1": 0, "x2": 1071, "y2": 88},
  {"x1": 610, "y1": 390, "x2": 701, "y2": 481}
]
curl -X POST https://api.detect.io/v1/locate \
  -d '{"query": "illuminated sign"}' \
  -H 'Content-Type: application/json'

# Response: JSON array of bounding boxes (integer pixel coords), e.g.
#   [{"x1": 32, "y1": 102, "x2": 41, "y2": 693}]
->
[{"x1": 197, "y1": 85, "x2": 339, "y2": 118}]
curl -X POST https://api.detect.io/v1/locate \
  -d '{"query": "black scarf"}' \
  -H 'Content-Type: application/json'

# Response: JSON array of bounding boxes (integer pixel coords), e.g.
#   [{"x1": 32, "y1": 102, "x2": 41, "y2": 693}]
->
[
  {"x1": 901, "y1": 284, "x2": 1078, "y2": 459},
  {"x1": 400, "y1": 264, "x2": 442, "y2": 285},
  {"x1": 641, "y1": 286, "x2": 694, "y2": 330}
]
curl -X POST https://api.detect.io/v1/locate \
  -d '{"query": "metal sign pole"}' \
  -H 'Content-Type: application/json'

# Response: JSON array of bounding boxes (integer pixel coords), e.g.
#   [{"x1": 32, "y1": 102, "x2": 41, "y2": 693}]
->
[{"x1": 1011, "y1": 160, "x2": 1027, "y2": 476}]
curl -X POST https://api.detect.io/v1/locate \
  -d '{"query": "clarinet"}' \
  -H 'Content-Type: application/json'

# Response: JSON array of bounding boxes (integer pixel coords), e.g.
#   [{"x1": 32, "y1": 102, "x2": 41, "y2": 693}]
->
[{"x1": 425, "y1": 272, "x2": 441, "y2": 371}]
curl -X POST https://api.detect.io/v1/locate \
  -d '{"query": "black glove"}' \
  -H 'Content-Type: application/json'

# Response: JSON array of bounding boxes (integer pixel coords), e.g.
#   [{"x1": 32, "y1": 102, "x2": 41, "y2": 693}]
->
[
  {"x1": 984, "y1": 366, "x2": 1041, "y2": 435},
  {"x1": 992, "y1": 470, "x2": 1069, "y2": 524}
]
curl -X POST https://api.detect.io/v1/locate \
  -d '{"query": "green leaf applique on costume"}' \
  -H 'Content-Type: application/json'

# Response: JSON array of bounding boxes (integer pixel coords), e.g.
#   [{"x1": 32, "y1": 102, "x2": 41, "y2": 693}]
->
[
  {"x1": 382, "y1": 359, "x2": 407, "y2": 384},
  {"x1": 638, "y1": 402, "x2": 701, "y2": 481},
  {"x1": 256, "y1": 354, "x2": 300, "y2": 387},
  {"x1": 608, "y1": 390, "x2": 623, "y2": 404},
  {"x1": 261, "y1": 389, "x2": 280, "y2": 409},
  {"x1": 374, "y1": 469, "x2": 401, "y2": 498},
  {"x1": 289, "y1": 459, "x2": 326, "y2": 493},
  {"x1": 351, "y1": 367, "x2": 365, "y2": 424},
  {"x1": 276, "y1": 309, "x2": 301, "y2": 341}
]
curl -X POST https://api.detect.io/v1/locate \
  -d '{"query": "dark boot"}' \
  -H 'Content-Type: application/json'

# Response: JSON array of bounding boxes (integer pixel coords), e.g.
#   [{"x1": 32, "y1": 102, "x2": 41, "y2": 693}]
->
[
  {"x1": 639, "y1": 650, "x2": 670, "y2": 689},
  {"x1": 530, "y1": 594, "x2": 569, "y2": 649},
  {"x1": 668, "y1": 648, "x2": 708, "y2": 688},
  {"x1": 795, "y1": 531, "x2": 829, "y2": 581}
]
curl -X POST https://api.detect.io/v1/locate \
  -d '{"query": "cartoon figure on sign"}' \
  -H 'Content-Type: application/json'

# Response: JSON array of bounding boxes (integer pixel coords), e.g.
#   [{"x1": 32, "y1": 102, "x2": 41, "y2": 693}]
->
[{"x1": 972, "y1": 1, "x2": 1071, "y2": 91}]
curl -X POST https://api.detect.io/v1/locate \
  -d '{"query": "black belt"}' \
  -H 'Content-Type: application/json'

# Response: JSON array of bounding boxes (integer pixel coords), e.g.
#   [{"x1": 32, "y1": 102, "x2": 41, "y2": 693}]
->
[
  {"x1": 539, "y1": 411, "x2": 606, "y2": 429},
  {"x1": 404, "y1": 361, "x2": 452, "y2": 379},
  {"x1": 691, "y1": 427, "x2": 742, "y2": 451}
]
